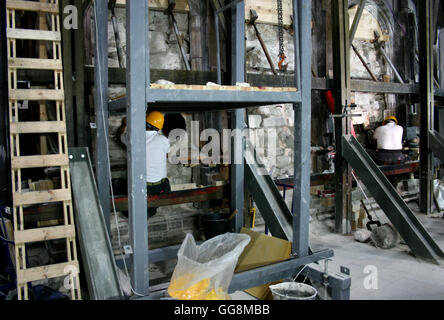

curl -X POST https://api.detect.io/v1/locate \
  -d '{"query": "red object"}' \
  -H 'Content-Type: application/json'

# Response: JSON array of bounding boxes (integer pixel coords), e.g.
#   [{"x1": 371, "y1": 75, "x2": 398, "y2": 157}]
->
[
  {"x1": 324, "y1": 90, "x2": 357, "y2": 138},
  {"x1": 324, "y1": 90, "x2": 335, "y2": 114}
]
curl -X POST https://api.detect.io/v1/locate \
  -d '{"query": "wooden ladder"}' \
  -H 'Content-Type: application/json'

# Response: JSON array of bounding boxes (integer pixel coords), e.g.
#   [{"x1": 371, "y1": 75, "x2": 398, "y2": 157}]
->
[{"x1": 6, "y1": 0, "x2": 81, "y2": 300}]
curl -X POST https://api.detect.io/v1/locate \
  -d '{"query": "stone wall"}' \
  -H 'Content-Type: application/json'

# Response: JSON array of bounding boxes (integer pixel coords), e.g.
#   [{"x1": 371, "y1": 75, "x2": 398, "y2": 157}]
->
[
  {"x1": 244, "y1": 1, "x2": 396, "y2": 179},
  {"x1": 88, "y1": 8, "x2": 194, "y2": 186}
]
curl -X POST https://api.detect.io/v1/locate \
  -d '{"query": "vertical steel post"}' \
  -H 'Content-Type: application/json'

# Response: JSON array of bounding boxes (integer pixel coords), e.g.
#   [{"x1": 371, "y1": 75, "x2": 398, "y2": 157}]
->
[
  {"x1": 215, "y1": 13, "x2": 221, "y2": 84},
  {"x1": 126, "y1": 0, "x2": 149, "y2": 296},
  {"x1": 438, "y1": 29, "x2": 444, "y2": 136},
  {"x1": 74, "y1": 0, "x2": 87, "y2": 147},
  {"x1": 332, "y1": 0, "x2": 352, "y2": 234},
  {"x1": 231, "y1": 0, "x2": 245, "y2": 233},
  {"x1": 94, "y1": 0, "x2": 111, "y2": 233},
  {"x1": 419, "y1": 0, "x2": 434, "y2": 214},
  {"x1": 292, "y1": 0, "x2": 311, "y2": 257}
]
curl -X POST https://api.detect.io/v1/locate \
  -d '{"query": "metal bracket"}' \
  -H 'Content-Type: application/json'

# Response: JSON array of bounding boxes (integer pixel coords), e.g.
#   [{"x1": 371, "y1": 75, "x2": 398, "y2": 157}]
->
[
  {"x1": 331, "y1": 103, "x2": 362, "y2": 118},
  {"x1": 340, "y1": 266, "x2": 350, "y2": 276}
]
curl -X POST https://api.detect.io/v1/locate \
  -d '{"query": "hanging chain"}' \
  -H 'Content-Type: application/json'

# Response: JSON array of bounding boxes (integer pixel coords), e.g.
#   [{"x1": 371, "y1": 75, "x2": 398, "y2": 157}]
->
[
  {"x1": 277, "y1": 0, "x2": 285, "y2": 58},
  {"x1": 277, "y1": 0, "x2": 288, "y2": 71}
]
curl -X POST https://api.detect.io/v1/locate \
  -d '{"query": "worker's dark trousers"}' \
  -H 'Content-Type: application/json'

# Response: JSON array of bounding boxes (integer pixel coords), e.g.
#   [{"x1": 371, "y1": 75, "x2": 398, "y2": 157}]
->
[
  {"x1": 367, "y1": 149, "x2": 407, "y2": 165},
  {"x1": 147, "y1": 178, "x2": 171, "y2": 218}
]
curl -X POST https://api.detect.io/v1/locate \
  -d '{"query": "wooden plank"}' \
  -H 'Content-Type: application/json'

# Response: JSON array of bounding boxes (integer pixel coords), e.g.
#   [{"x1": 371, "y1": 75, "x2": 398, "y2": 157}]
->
[
  {"x1": 9, "y1": 121, "x2": 66, "y2": 134},
  {"x1": 114, "y1": 0, "x2": 190, "y2": 12},
  {"x1": 13, "y1": 189, "x2": 72, "y2": 206},
  {"x1": 7, "y1": 29, "x2": 61, "y2": 41},
  {"x1": 245, "y1": 0, "x2": 293, "y2": 26},
  {"x1": 8, "y1": 58, "x2": 63, "y2": 70},
  {"x1": 14, "y1": 225, "x2": 75, "y2": 244},
  {"x1": 9, "y1": 89, "x2": 64, "y2": 101},
  {"x1": 11, "y1": 154, "x2": 69, "y2": 169},
  {"x1": 16, "y1": 261, "x2": 79, "y2": 284},
  {"x1": 6, "y1": 0, "x2": 60, "y2": 13}
]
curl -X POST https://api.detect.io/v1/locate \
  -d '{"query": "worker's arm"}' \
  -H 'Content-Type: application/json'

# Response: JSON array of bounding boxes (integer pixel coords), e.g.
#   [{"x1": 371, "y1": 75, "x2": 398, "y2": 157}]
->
[{"x1": 114, "y1": 117, "x2": 128, "y2": 149}]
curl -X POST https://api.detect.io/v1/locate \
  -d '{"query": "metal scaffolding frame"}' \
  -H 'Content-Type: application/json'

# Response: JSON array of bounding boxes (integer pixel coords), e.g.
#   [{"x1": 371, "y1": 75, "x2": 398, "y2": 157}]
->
[
  {"x1": 89, "y1": 0, "x2": 350, "y2": 299},
  {"x1": 333, "y1": 0, "x2": 444, "y2": 233}
]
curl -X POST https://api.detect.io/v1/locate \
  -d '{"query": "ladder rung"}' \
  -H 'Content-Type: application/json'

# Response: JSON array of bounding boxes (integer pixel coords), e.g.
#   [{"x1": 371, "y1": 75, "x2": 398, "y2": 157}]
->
[
  {"x1": 12, "y1": 154, "x2": 69, "y2": 169},
  {"x1": 13, "y1": 189, "x2": 71, "y2": 206},
  {"x1": 9, "y1": 121, "x2": 66, "y2": 134},
  {"x1": 9, "y1": 89, "x2": 64, "y2": 101},
  {"x1": 7, "y1": 28, "x2": 61, "y2": 42},
  {"x1": 8, "y1": 58, "x2": 63, "y2": 70},
  {"x1": 15, "y1": 225, "x2": 75, "y2": 245},
  {"x1": 16, "y1": 261, "x2": 79, "y2": 285},
  {"x1": 6, "y1": 0, "x2": 60, "y2": 13}
]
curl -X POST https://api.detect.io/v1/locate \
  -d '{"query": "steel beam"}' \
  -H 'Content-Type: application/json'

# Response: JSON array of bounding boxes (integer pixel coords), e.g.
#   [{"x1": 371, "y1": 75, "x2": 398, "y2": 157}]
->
[
  {"x1": 145, "y1": 88, "x2": 301, "y2": 105},
  {"x1": 419, "y1": 0, "x2": 435, "y2": 214},
  {"x1": 230, "y1": 0, "x2": 245, "y2": 233},
  {"x1": 342, "y1": 135, "x2": 443, "y2": 264},
  {"x1": 111, "y1": 186, "x2": 226, "y2": 211},
  {"x1": 332, "y1": 0, "x2": 353, "y2": 234},
  {"x1": 439, "y1": 29, "x2": 444, "y2": 135},
  {"x1": 74, "y1": 0, "x2": 87, "y2": 147},
  {"x1": 292, "y1": 0, "x2": 311, "y2": 257},
  {"x1": 349, "y1": 0, "x2": 367, "y2": 44},
  {"x1": 61, "y1": 0, "x2": 75, "y2": 148},
  {"x1": 126, "y1": 0, "x2": 150, "y2": 296},
  {"x1": 429, "y1": 130, "x2": 444, "y2": 162},
  {"x1": 69, "y1": 148, "x2": 123, "y2": 300},
  {"x1": 228, "y1": 249, "x2": 334, "y2": 293},
  {"x1": 245, "y1": 144, "x2": 294, "y2": 241},
  {"x1": 93, "y1": 0, "x2": 111, "y2": 233}
]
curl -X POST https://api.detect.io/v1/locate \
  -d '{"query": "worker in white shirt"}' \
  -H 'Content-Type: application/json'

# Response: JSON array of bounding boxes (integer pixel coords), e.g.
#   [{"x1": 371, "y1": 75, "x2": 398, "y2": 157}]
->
[
  {"x1": 116, "y1": 111, "x2": 171, "y2": 218},
  {"x1": 368, "y1": 116, "x2": 406, "y2": 165}
]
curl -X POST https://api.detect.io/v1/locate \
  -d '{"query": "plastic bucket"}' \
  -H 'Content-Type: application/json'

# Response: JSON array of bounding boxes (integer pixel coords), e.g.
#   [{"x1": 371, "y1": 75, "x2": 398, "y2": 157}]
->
[
  {"x1": 269, "y1": 282, "x2": 318, "y2": 300},
  {"x1": 201, "y1": 213, "x2": 234, "y2": 240}
]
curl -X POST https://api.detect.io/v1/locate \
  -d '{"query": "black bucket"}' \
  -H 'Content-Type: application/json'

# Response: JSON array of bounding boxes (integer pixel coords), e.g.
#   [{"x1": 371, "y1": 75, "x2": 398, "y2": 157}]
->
[{"x1": 201, "y1": 213, "x2": 234, "y2": 240}]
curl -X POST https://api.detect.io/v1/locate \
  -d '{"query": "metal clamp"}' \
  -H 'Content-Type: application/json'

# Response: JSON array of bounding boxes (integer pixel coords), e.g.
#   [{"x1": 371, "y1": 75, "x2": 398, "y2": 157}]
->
[{"x1": 331, "y1": 103, "x2": 362, "y2": 119}]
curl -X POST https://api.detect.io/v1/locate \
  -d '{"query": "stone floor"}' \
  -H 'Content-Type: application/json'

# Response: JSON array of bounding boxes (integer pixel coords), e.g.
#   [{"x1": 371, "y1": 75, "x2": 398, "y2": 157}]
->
[
  {"x1": 231, "y1": 198, "x2": 444, "y2": 300},
  {"x1": 309, "y1": 209, "x2": 444, "y2": 300}
]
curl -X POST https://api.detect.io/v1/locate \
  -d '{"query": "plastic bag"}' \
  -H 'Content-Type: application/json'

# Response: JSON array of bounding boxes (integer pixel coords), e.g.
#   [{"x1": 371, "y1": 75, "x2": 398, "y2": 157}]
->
[{"x1": 168, "y1": 233, "x2": 251, "y2": 300}]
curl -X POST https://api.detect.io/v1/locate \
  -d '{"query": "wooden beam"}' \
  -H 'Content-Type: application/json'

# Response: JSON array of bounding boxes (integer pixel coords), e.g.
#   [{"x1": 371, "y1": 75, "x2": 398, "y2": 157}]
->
[
  {"x1": 9, "y1": 121, "x2": 66, "y2": 134},
  {"x1": 245, "y1": 0, "x2": 293, "y2": 26},
  {"x1": 11, "y1": 154, "x2": 69, "y2": 169},
  {"x1": 6, "y1": 0, "x2": 59, "y2": 13},
  {"x1": 13, "y1": 189, "x2": 72, "y2": 206},
  {"x1": 17, "y1": 261, "x2": 79, "y2": 285},
  {"x1": 113, "y1": 0, "x2": 190, "y2": 12},
  {"x1": 14, "y1": 225, "x2": 75, "y2": 244},
  {"x1": 7, "y1": 29, "x2": 61, "y2": 41}
]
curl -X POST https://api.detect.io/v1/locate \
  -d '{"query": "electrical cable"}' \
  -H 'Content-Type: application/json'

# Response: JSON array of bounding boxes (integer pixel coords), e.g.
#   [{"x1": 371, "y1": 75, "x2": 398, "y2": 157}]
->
[{"x1": 93, "y1": 1, "x2": 145, "y2": 298}]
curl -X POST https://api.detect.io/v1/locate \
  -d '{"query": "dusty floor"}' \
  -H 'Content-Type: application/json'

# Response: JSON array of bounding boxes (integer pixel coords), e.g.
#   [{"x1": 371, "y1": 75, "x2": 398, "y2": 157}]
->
[
  {"x1": 232, "y1": 197, "x2": 444, "y2": 300},
  {"x1": 309, "y1": 208, "x2": 444, "y2": 300}
]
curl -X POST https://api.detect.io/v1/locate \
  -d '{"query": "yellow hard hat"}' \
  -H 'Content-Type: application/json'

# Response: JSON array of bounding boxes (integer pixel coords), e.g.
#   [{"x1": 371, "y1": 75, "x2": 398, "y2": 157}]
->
[
  {"x1": 146, "y1": 111, "x2": 164, "y2": 130},
  {"x1": 383, "y1": 116, "x2": 398, "y2": 125}
]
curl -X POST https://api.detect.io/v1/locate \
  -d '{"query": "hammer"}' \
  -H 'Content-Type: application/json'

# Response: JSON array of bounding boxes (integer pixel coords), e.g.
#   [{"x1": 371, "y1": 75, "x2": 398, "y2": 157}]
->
[{"x1": 248, "y1": 9, "x2": 278, "y2": 75}]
